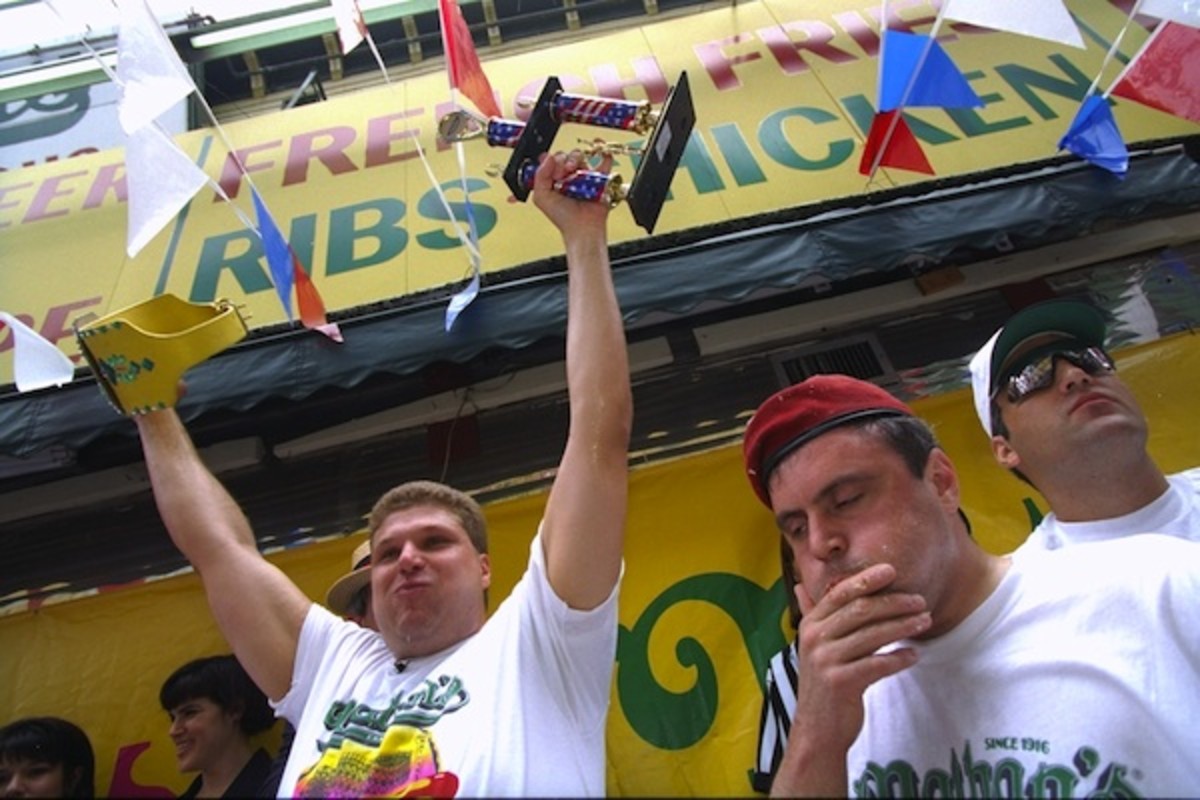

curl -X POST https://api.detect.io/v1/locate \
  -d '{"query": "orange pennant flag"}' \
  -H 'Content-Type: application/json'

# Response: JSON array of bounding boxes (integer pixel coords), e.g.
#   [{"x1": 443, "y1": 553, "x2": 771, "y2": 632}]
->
[
  {"x1": 438, "y1": 0, "x2": 502, "y2": 119},
  {"x1": 293, "y1": 254, "x2": 343, "y2": 342}
]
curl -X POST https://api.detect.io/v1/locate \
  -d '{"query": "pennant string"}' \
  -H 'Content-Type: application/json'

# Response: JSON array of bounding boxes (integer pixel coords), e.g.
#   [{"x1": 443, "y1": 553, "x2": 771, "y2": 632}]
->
[
  {"x1": 409, "y1": 114, "x2": 483, "y2": 264},
  {"x1": 347, "y1": 0, "x2": 483, "y2": 268},
  {"x1": 73, "y1": 0, "x2": 479, "y2": 270},
  {"x1": 452, "y1": 133, "x2": 483, "y2": 264},
  {"x1": 332, "y1": 10, "x2": 481, "y2": 265},
  {"x1": 877, "y1": 0, "x2": 888, "y2": 90},
  {"x1": 59, "y1": 0, "x2": 262, "y2": 237},
  {"x1": 55, "y1": 0, "x2": 340, "y2": 337},
  {"x1": 1104, "y1": 0, "x2": 1154, "y2": 98},
  {"x1": 363, "y1": 25, "x2": 392, "y2": 84},
  {"x1": 865, "y1": 9, "x2": 949, "y2": 180},
  {"x1": 1090, "y1": 0, "x2": 1147, "y2": 99},
  {"x1": 449, "y1": 101, "x2": 485, "y2": 327},
  {"x1": 44, "y1": 0, "x2": 119, "y2": 84}
]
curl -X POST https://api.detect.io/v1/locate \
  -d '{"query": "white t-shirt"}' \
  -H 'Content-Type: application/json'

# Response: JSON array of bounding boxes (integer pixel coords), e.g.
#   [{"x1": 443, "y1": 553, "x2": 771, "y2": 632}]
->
[
  {"x1": 848, "y1": 535, "x2": 1200, "y2": 797},
  {"x1": 272, "y1": 532, "x2": 619, "y2": 798},
  {"x1": 1015, "y1": 467, "x2": 1200, "y2": 554}
]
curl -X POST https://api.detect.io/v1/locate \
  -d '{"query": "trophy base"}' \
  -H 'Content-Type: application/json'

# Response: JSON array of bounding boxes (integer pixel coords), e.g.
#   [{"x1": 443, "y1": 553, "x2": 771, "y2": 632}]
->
[
  {"x1": 627, "y1": 71, "x2": 695, "y2": 235},
  {"x1": 503, "y1": 77, "x2": 565, "y2": 204}
]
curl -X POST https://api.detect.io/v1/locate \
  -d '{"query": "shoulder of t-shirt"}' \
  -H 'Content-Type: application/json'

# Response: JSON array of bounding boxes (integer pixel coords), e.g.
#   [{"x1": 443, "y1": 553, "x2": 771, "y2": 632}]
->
[
  {"x1": 1172, "y1": 466, "x2": 1200, "y2": 496},
  {"x1": 1018, "y1": 534, "x2": 1200, "y2": 581}
]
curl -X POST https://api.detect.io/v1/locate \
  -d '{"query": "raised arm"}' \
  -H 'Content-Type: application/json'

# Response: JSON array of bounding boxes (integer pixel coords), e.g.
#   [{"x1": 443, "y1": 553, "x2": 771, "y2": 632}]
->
[
  {"x1": 531, "y1": 150, "x2": 632, "y2": 610},
  {"x1": 135, "y1": 409, "x2": 312, "y2": 700}
]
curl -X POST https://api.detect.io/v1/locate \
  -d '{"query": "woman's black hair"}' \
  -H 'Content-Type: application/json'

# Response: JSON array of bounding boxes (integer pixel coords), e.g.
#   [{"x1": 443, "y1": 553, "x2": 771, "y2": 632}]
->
[
  {"x1": 159, "y1": 654, "x2": 275, "y2": 735},
  {"x1": 0, "y1": 716, "x2": 96, "y2": 798}
]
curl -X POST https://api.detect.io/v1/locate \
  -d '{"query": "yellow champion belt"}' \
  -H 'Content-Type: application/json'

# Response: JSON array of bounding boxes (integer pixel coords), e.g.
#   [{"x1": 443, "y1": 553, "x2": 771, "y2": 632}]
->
[{"x1": 75, "y1": 294, "x2": 248, "y2": 416}]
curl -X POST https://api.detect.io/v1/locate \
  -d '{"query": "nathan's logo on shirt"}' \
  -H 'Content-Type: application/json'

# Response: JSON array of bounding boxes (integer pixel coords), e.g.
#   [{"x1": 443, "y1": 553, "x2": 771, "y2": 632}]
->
[
  {"x1": 853, "y1": 741, "x2": 1144, "y2": 798},
  {"x1": 322, "y1": 674, "x2": 470, "y2": 749}
]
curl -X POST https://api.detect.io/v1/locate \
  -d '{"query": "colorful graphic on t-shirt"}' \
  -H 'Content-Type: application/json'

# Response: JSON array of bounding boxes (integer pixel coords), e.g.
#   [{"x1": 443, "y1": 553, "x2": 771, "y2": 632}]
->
[{"x1": 294, "y1": 725, "x2": 459, "y2": 797}]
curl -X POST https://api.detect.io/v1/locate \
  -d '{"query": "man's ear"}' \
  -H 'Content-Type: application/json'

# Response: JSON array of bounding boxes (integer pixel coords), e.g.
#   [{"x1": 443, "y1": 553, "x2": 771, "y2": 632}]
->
[
  {"x1": 991, "y1": 435, "x2": 1021, "y2": 470},
  {"x1": 479, "y1": 553, "x2": 492, "y2": 590},
  {"x1": 926, "y1": 448, "x2": 959, "y2": 512}
]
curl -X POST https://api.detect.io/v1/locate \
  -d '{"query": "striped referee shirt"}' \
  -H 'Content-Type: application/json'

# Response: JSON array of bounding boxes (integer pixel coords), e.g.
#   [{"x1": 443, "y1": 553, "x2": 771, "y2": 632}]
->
[{"x1": 752, "y1": 640, "x2": 798, "y2": 793}]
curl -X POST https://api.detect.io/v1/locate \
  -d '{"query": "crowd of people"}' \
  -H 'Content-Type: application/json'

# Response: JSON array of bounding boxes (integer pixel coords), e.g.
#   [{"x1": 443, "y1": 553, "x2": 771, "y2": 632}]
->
[{"x1": 6, "y1": 150, "x2": 1198, "y2": 798}]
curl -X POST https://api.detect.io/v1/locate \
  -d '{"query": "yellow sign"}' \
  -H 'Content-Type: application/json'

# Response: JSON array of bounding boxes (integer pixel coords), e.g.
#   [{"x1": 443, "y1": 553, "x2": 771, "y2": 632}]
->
[
  {"x1": 2, "y1": 0, "x2": 1196, "y2": 384},
  {"x1": 2, "y1": 332, "x2": 1197, "y2": 796}
]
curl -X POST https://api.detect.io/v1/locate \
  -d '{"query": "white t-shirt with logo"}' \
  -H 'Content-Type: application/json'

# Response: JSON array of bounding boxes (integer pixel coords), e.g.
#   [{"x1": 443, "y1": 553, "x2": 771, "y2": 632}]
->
[
  {"x1": 1015, "y1": 467, "x2": 1200, "y2": 554},
  {"x1": 848, "y1": 535, "x2": 1200, "y2": 797},
  {"x1": 272, "y1": 531, "x2": 619, "y2": 798}
]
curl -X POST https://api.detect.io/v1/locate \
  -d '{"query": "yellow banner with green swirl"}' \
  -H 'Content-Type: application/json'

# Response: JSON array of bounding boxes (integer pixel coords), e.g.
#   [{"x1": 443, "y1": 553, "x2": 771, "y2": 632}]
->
[{"x1": 1, "y1": 332, "x2": 1196, "y2": 796}]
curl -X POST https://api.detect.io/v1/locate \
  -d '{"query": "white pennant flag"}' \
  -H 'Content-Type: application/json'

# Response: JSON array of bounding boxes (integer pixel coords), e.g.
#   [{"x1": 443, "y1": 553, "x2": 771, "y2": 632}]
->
[
  {"x1": 0, "y1": 312, "x2": 75, "y2": 392},
  {"x1": 1140, "y1": 0, "x2": 1200, "y2": 28},
  {"x1": 125, "y1": 124, "x2": 210, "y2": 257},
  {"x1": 116, "y1": 0, "x2": 197, "y2": 134},
  {"x1": 942, "y1": 0, "x2": 1085, "y2": 49},
  {"x1": 330, "y1": 0, "x2": 368, "y2": 54}
]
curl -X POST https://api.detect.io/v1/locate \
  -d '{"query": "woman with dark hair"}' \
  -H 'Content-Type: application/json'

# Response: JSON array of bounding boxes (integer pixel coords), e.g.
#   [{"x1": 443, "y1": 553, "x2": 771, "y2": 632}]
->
[
  {"x1": 159, "y1": 654, "x2": 277, "y2": 799},
  {"x1": 0, "y1": 716, "x2": 95, "y2": 798}
]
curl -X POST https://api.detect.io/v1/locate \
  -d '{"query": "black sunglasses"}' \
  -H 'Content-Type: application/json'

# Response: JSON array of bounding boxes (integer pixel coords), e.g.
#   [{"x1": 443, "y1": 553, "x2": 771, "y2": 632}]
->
[{"x1": 995, "y1": 347, "x2": 1115, "y2": 404}]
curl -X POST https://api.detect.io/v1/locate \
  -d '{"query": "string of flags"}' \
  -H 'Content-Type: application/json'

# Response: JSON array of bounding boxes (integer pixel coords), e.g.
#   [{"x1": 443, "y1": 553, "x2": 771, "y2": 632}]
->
[
  {"x1": 331, "y1": 0, "x2": 493, "y2": 331},
  {"x1": 435, "y1": 0, "x2": 504, "y2": 332},
  {"x1": 4, "y1": 0, "x2": 1200, "y2": 393},
  {"x1": 863, "y1": 0, "x2": 1200, "y2": 180}
]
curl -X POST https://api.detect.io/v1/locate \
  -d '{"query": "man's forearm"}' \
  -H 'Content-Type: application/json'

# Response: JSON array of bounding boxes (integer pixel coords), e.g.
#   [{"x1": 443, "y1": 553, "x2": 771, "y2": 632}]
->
[
  {"x1": 564, "y1": 225, "x2": 631, "y2": 441},
  {"x1": 770, "y1": 732, "x2": 849, "y2": 798},
  {"x1": 135, "y1": 408, "x2": 308, "y2": 700},
  {"x1": 136, "y1": 410, "x2": 259, "y2": 565}
]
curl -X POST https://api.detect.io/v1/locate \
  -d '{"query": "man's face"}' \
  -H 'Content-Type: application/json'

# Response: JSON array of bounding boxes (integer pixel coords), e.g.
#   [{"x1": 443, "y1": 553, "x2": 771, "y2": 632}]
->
[
  {"x1": 370, "y1": 504, "x2": 491, "y2": 659},
  {"x1": 767, "y1": 426, "x2": 960, "y2": 628},
  {"x1": 992, "y1": 343, "x2": 1148, "y2": 475}
]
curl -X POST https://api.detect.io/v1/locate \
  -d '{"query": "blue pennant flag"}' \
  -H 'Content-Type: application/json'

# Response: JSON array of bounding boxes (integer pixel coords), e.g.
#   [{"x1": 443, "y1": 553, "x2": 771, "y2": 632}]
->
[
  {"x1": 445, "y1": 271, "x2": 480, "y2": 332},
  {"x1": 251, "y1": 187, "x2": 296, "y2": 319},
  {"x1": 444, "y1": 181, "x2": 484, "y2": 332},
  {"x1": 1059, "y1": 94, "x2": 1128, "y2": 177},
  {"x1": 880, "y1": 30, "x2": 983, "y2": 111}
]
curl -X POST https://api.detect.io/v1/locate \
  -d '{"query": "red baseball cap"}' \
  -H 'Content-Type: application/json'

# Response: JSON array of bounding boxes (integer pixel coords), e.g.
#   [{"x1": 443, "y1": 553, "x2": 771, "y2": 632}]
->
[{"x1": 743, "y1": 375, "x2": 914, "y2": 508}]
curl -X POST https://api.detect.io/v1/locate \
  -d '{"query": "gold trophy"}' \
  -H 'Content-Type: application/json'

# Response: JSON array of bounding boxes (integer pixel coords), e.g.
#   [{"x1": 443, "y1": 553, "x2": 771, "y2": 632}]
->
[
  {"x1": 75, "y1": 294, "x2": 248, "y2": 416},
  {"x1": 439, "y1": 72, "x2": 695, "y2": 234}
]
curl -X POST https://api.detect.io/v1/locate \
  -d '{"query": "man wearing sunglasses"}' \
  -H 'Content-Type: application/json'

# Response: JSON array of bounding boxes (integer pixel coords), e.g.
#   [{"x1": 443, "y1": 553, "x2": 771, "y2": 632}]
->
[{"x1": 968, "y1": 298, "x2": 1200, "y2": 554}]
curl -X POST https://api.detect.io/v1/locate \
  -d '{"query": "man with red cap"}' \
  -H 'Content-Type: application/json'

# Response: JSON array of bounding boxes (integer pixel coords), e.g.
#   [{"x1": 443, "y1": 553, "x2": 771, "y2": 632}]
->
[
  {"x1": 742, "y1": 374, "x2": 1200, "y2": 797},
  {"x1": 968, "y1": 298, "x2": 1200, "y2": 554}
]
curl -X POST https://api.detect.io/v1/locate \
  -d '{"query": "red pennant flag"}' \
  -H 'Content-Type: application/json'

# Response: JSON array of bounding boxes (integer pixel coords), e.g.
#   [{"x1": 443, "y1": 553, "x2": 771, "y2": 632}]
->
[
  {"x1": 293, "y1": 253, "x2": 343, "y2": 342},
  {"x1": 438, "y1": 0, "x2": 502, "y2": 119},
  {"x1": 1111, "y1": 22, "x2": 1200, "y2": 125},
  {"x1": 859, "y1": 111, "x2": 935, "y2": 176}
]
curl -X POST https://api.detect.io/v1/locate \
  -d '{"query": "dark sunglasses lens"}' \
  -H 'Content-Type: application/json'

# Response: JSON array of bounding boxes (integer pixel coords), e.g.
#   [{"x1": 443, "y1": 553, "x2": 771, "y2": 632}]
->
[
  {"x1": 1004, "y1": 347, "x2": 1113, "y2": 403},
  {"x1": 1063, "y1": 347, "x2": 1114, "y2": 375},
  {"x1": 1005, "y1": 355, "x2": 1055, "y2": 402}
]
